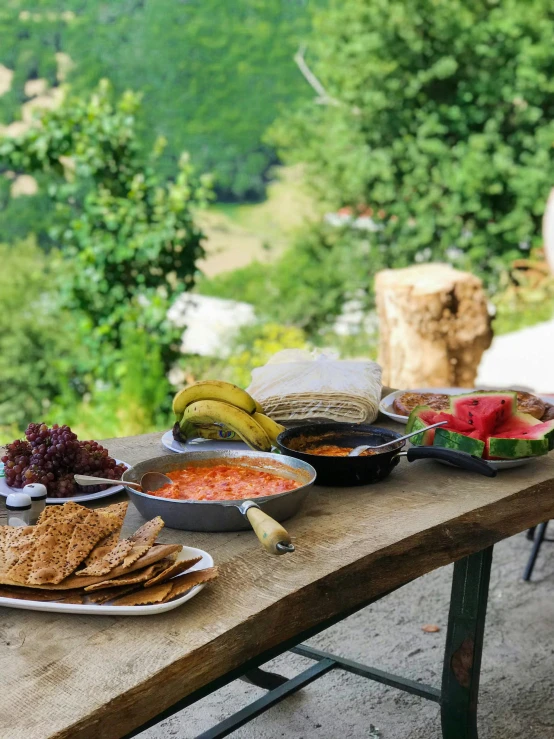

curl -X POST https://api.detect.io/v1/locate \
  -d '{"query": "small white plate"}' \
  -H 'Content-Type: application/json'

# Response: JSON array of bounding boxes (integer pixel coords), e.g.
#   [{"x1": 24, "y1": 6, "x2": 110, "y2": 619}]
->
[
  {"x1": 0, "y1": 546, "x2": 213, "y2": 616},
  {"x1": 380, "y1": 388, "x2": 554, "y2": 424},
  {"x1": 380, "y1": 388, "x2": 471, "y2": 424},
  {"x1": 161, "y1": 429, "x2": 249, "y2": 454},
  {"x1": 0, "y1": 459, "x2": 129, "y2": 505}
]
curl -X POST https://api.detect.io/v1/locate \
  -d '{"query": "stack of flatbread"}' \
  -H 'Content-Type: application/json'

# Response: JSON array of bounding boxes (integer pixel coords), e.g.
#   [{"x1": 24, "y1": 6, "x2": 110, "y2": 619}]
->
[
  {"x1": 247, "y1": 350, "x2": 382, "y2": 424},
  {"x1": 0, "y1": 501, "x2": 217, "y2": 606}
]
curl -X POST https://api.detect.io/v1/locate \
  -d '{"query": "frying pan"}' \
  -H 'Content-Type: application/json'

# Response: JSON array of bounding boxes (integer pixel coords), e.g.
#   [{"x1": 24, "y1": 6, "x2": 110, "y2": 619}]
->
[
  {"x1": 122, "y1": 451, "x2": 316, "y2": 555},
  {"x1": 276, "y1": 423, "x2": 496, "y2": 487}
]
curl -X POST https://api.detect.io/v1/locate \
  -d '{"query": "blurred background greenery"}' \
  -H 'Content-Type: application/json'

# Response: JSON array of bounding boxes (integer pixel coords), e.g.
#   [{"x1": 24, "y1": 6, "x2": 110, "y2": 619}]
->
[{"x1": 1, "y1": 0, "x2": 553, "y2": 443}]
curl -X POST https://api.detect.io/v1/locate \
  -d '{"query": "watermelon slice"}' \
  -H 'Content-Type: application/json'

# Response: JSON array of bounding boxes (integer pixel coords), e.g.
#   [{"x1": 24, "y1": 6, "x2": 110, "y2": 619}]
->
[
  {"x1": 407, "y1": 394, "x2": 554, "y2": 460},
  {"x1": 433, "y1": 427, "x2": 485, "y2": 457},
  {"x1": 450, "y1": 391, "x2": 517, "y2": 437},
  {"x1": 487, "y1": 415, "x2": 554, "y2": 459},
  {"x1": 406, "y1": 406, "x2": 475, "y2": 446}
]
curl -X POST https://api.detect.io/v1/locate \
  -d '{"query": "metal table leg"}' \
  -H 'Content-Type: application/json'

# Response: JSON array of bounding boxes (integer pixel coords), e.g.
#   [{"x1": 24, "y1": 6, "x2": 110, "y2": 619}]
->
[
  {"x1": 124, "y1": 550, "x2": 496, "y2": 739},
  {"x1": 440, "y1": 546, "x2": 493, "y2": 739},
  {"x1": 523, "y1": 521, "x2": 548, "y2": 581}
]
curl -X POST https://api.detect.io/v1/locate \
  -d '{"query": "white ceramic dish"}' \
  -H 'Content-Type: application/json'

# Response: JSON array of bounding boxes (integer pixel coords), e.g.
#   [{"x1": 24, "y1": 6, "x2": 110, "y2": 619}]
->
[
  {"x1": 0, "y1": 546, "x2": 213, "y2": 616},
  {"x1": 0, "y1": 459, "x2": 129, "y2": 504},
  {"x1": 380, "y1": 388, "x2": 554, "y2": 425},
  {"x1": 380, "y1": 388, "x2": 478, "y2": 424},
  {"x1": 161, "y1": 429, "x2": 249, "y2": 454}
]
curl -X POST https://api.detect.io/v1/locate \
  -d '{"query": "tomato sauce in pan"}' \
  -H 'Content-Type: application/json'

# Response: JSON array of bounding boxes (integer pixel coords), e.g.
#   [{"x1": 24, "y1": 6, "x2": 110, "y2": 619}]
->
[{"x1": 150, "y1": 464, "x2": 301, "y2": 501}]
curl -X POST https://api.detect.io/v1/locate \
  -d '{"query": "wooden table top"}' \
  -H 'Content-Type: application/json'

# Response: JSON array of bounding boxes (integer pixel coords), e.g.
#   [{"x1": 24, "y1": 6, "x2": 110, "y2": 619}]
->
[{"x1": 2, "y1": 430, "x2": 554, "y2": 739}]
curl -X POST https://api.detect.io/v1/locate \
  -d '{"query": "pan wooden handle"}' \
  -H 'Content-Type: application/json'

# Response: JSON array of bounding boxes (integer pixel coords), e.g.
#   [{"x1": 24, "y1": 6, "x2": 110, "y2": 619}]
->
[{"x1": 244, "y1": 506, "x2": 294, "y2": 555}]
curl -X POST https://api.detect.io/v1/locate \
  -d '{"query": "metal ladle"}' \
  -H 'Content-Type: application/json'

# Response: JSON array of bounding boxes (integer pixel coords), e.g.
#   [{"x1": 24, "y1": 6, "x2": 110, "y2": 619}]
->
[
  {"x1": 74, "y1": 471, "x2": 295, "y2": 556},
  {"x1": 74, "y1": 471, "x2": 172, "y2": 494},
  {"x1": 348, "y1": 420, "x2": 448, "y2": 457}
]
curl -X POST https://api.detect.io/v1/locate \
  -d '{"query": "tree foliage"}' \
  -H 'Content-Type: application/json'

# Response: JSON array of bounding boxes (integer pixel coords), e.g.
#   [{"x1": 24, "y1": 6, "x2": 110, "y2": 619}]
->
[
  {"x1": 270, "y1": 0, "x2": 554, "y2": 281},
  {"x1": 0, "y1": 80, "x2": 211, "y2": 371},
  {"x1": 0, "y1": 0, "x2": 315, "y2": 201},
  {"x1": 0, "y1": 239, "x2": 82, "y2": 437},
  {"x1": 198, "y1": 223, "x2": 385, "y2": 335}
]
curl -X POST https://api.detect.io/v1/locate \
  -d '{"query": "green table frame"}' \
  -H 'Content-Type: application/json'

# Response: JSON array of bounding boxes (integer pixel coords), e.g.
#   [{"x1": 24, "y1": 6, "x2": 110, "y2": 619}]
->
[{"x1": 125, "y1": 546, "x2": 493, "y2": 739}]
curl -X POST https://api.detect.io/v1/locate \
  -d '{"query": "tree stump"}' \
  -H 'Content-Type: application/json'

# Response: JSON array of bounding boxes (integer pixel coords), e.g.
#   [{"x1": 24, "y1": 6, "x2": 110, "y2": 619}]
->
[
  {"x1": 543, "y1": 188, "x2": 554, "y2": 275},
  {"x1": 375, "y1": 264, "x2": 492, "y2": 389}
]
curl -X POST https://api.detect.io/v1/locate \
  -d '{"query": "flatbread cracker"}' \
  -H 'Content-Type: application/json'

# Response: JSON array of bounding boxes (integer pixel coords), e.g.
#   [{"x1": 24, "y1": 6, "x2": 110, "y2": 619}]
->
[
  {"x1": 112, "y1": 582, "x2": 172, "y2": 606},
  {"x1": 76, "y1": 539, "x2": 135, "y2": 577},
  {"x1": 144, "y1": 557, "x2": 202, "y2": 587},
  {"x1": 0, "y1": 543, "x2": 182, "y2": 590},
  {"x1": 78, "y1": 517, "x2": 164, "y2": 578},
  {"x1": 162, "y1": 567, "x2": 218, "y2": 603},
  {"x1": 0, "y1": 586, "x2": 84, "y2": 602},
  {"x1": 98, "y1": 501, "x2": 129, "y2": 524},
  {"x1": 84, "y1": 502, "x2": 129, "y2": 564},
  {"x1": 58, "y1": 593, "x2": 84, "y2": 605},
  {"x1": 19, "y1": 504, "x2": 123, "y2": 585},
  {"x1": 86, "y1": 584, "x2": 143, "y2": 604},
  {"x1": 26, "y1": 521, "x2": 76, "y2": 585},
  {"x1": 0, "y1": 527, "x2": 35, "y2": 573},
  {"x1": 121, "y1": 544, "x2": 150, "y2": 568},
  {"x1": 84, "y1": 562, "x2": 167, "y2": 592},
  {"x1": 130, "y1": 517, "x2": 165, "y2": 548},
  {"x1": 35, "y1": 501, "x2": 83, "y2": 527}
]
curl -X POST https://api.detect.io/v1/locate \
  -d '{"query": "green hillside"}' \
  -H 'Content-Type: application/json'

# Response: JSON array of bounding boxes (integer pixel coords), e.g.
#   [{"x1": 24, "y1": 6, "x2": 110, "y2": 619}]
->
[{"x1": 0, "y1": 0, "x2": 314, "y2": 201}]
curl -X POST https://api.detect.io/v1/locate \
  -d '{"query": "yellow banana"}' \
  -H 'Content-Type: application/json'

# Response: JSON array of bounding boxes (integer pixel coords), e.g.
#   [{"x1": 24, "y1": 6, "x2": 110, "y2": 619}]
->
[
  {"x1": 172, "y1": 380, "x2": 257, "y2": 416},
  {"x1": 184, "y1": 400, "x2": 272, "y2": 451},
  {"x1": 253, "y1": 413, "x2": 285, "y2": 445},
  {"x1": 254, "y1": 399, "x2": 264, "y2": 414},
  {"x1": 178, "y1": 419, "x2": 239, "y2": 442}
]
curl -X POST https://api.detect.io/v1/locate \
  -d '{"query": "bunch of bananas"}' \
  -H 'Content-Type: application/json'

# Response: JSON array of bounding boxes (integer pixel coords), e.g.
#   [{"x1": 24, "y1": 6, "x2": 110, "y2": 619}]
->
[{"x1": 172, "y1": 380, "x2": 285, "y2": 451}]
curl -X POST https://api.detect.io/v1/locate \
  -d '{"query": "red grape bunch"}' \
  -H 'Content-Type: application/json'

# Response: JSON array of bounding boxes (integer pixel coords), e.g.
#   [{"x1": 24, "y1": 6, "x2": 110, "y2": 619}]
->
[{"x1": 1, "y1": 423, "x2": 126, "y2": 498}]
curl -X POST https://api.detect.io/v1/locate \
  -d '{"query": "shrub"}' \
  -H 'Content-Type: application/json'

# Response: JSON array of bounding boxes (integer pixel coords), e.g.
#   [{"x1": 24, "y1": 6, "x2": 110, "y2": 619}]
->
[
  {"x1": 0, "y1": 239, "x2": 84, "y2": 442},
  {"x1": 0, "y1": 80, "x2": 211, "y2": 374},
  {"x1": 270, "y1": 0, "x2": 554, "y2": 284}
]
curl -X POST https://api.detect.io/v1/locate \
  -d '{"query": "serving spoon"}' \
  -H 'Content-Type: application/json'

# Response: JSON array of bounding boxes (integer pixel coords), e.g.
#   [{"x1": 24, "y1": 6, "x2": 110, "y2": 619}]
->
[
  {"x1": 348, "y1": 420, "x2": 448, "y2": 457},
  {"x1": 74, "y1": 471, "x2": 172, "y2": 494},
  {"x1": 75, "y1": 472, "x2": 295, "y2": 555}
]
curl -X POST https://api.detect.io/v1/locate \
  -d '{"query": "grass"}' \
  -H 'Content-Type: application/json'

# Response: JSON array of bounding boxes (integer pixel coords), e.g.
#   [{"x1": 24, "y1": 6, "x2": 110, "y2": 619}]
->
[{"x1": 197, "y1": 165, "x2": 317, "y2": 278}]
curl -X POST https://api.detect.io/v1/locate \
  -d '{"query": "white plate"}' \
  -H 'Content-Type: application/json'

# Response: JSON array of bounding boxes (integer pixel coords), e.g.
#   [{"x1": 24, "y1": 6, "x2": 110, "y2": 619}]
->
[
  {"x1": 0, "y1": 546, "x2": 213, "y2": 616},
  {"x1": 380, "y1": 388, "x2": 554, "y2": 424},
  {"x1": 380, "y1": 387, "x2": 477, "y2": 424},
  {"x1": 161, "y1": 429, "x2": 249, "y2": 454},
  {"x1": 0, "y1": 459, "x2": 129, "y2": 504}
]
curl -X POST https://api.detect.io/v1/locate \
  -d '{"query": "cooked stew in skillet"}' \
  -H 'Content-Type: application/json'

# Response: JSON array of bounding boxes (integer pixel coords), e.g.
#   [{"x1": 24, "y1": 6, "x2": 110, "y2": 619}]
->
[
  {"x1": 302, "y1": 444, "x2": 378, "y2": 457},
  {"x1": 150, "y1": 465, "x2": 301, "y2": 501}
]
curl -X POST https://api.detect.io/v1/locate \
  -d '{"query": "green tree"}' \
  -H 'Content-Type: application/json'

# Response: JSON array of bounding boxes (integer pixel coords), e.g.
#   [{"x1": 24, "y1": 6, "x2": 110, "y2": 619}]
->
[
  {"x1": 270, "y1": 0, "x2": 554, "y2": 283},
  {"x1": 0, "y1": 80, "x2": 212, "y2": 374},
  {"x1": 0, "y1": 0, "x2": 316, "y2": 201},
  {"x1": 0, "y1": 239, "x2": 85, "y2": 441}
]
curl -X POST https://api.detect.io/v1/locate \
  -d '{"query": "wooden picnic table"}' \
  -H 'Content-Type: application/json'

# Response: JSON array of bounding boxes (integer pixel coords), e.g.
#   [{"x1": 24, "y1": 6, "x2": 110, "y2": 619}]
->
[{"x1": 1, "y1": 429, "x2": 554, "y2": 739}]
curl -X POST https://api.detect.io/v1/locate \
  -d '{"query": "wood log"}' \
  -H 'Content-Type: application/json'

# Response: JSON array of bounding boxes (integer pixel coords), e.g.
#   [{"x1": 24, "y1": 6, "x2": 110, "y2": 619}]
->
[
  {"x1": 375, "y1": 263, "x2": 492, "y2": 388},
  {"x1": 543, "y1": 187, "x2": 554, "y2": 275}
]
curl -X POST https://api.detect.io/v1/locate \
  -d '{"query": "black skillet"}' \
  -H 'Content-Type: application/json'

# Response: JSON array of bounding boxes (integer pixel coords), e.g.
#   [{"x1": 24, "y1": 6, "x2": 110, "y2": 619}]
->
[{"x1": 276, "y1": 423, "x2": 496, "y2": 487}]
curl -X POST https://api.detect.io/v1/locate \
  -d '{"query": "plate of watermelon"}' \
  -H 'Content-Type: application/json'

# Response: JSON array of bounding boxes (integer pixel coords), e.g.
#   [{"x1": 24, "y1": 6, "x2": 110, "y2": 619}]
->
[
  {"x1": 380, "y1": 387, "x2": 554, "y2": 425},
  {"x1": 405, "y1": 391, "x2": 554, "y2": 470}
]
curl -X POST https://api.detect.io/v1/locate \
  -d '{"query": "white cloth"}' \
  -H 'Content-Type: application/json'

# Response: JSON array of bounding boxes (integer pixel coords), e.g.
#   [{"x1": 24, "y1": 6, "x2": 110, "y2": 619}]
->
[{"x1": 247, "y1": 350, "x2": 382, "y2": 424}]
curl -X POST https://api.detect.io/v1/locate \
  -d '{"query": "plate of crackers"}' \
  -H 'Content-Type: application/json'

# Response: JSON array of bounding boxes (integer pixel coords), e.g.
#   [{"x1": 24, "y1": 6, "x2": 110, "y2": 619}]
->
[
  {"x1": 0, "y1": 501, "x2": 217, "y2": 615},
  {"x1": 380, "y1": 388, "x2": 554, "y2": 425}
]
